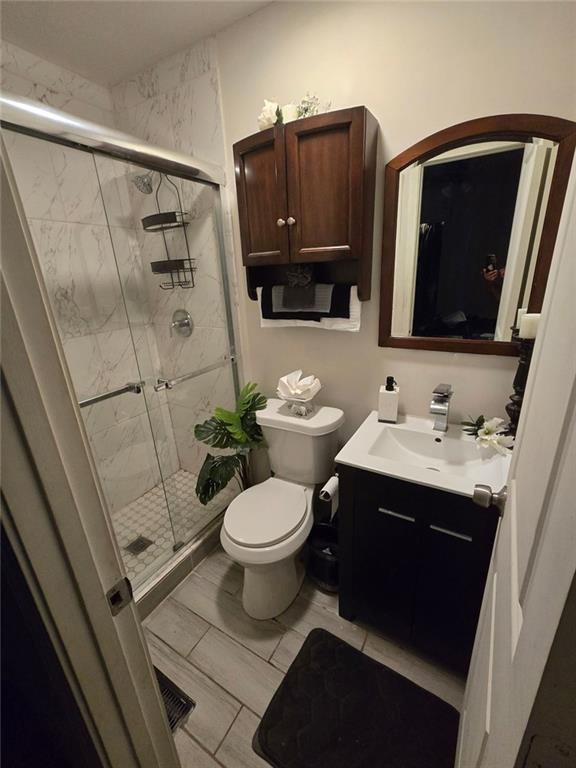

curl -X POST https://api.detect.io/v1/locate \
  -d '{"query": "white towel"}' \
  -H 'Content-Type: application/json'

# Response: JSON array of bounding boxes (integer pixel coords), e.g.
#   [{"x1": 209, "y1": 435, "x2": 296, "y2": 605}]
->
[{"x1": 258, "y1": 286, "x2": 361, "y2": 332}]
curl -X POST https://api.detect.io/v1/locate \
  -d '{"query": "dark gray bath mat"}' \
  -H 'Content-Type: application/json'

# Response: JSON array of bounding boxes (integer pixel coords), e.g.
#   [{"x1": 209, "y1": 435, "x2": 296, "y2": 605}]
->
[
  {"x1": 254, "y1": 628, "x2": 459, "y2": 768},
  {"x1": 154, "y1": 667, "x2": 195, "y2": 731}
]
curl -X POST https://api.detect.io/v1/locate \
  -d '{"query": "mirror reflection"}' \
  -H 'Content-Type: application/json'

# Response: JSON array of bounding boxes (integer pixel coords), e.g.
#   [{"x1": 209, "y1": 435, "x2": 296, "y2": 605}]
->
[{"x1": 392, "y1": 138, "x2": 557, "y2": 342}]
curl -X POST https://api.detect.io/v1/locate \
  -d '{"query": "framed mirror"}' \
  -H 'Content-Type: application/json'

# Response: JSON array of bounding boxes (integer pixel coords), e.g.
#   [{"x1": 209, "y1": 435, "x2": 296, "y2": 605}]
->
[{"x1": 379, "y1": 115, "x2": 576, "y2": 355}]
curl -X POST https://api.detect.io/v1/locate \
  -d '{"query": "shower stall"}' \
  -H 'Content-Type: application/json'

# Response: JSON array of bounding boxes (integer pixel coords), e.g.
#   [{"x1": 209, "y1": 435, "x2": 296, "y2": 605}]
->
[{"x1": 1, "y1": 94, "x2": 240, "y2": 594}]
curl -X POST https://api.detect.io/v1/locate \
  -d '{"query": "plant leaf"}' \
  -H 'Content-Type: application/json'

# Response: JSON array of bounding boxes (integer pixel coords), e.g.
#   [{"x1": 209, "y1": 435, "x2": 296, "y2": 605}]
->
[
  {"x1": 195, "y1": 453, "x2": 244, "y2": 505},
  {"x1": 237, "y1": 382, "x2": 267, "y2": 417},
  {"x1": 194, "y1": 417, "x2": 235, "y2": 449},
  {"x1": 240, "y1": 410, "x2": 264, "y2": 446},
  {"x1": 461, "y1": 414, "x2": 486, "y2": 437},
  {"x1": 215, "y1": 407, "x2": 249, "y2": 444}
]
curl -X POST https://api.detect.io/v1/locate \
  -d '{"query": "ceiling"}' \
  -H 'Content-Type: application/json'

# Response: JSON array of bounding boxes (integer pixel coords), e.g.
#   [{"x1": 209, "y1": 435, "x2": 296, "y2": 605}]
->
[{"x1": 1, "y1": 1, "x2": 268, "y2": 86}]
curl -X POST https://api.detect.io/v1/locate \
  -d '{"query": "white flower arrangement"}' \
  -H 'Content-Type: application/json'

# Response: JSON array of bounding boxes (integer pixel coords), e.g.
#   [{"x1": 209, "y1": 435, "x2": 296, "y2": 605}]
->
[
  {"x1": 475, "y1": 417, "x2": 515, "y2": 455},
  {"x1": 462, "y1": 415, "x2": 514, "y2": 455},
  {"x1": 257, "y1": 93, "x2": 331, "y2": 130}
]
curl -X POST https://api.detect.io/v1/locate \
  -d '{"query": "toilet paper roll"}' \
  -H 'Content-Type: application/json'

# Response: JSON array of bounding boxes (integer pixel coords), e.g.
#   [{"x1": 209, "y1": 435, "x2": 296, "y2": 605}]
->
[{"x1": 319, "y1": 475, "x2": 339, "y2": 520}]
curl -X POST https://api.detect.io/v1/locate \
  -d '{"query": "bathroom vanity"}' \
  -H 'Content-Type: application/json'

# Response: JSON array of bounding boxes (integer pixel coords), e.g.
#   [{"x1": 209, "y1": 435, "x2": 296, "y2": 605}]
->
[{"x1": 336, "y1": 413, "x2": 508, "y2": 672}]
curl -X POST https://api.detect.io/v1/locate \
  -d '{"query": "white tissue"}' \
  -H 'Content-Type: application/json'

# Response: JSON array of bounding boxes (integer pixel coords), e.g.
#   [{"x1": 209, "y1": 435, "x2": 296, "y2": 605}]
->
[
  {"x1": 319, "y1": 475, "x2": 339, "y2": 520},
  {"x1": 277, "y1": 370, "x2": 322, "y2": 402}
]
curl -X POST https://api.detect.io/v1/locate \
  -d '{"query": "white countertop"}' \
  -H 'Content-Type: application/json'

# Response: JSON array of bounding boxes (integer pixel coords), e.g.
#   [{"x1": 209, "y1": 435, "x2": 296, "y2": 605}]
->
[{"x1": 335, "y1": 411, "x2": 510, "y2": 498}]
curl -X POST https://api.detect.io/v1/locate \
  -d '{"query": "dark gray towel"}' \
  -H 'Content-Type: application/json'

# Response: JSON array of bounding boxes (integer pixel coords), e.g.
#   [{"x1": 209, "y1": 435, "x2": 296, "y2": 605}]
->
[
  {"x1": 261, "y1": 284, "x2": 352, "y2": 321},
  {"x1": 282, "y1": 284, "x2": 316, "y2": 308}
]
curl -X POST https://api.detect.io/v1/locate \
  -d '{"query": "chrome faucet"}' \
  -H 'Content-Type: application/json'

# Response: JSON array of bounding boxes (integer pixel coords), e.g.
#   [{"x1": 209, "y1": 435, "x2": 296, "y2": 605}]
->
[{"x1": 430, "y1": 383, "x2": 454, "y2": 432}]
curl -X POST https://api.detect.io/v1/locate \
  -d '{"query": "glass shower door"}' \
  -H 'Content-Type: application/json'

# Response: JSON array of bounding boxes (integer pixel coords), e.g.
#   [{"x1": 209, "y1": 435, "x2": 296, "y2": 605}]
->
[
  {"x1": 4, "y1": 126, "x2": 239, "y2": 588},
  {"x1": 3, "y1": 129, "x2": 180, "y2": 588},
  {"x1": 93, "y1": 156, "x2": 239, "y2": 552}
]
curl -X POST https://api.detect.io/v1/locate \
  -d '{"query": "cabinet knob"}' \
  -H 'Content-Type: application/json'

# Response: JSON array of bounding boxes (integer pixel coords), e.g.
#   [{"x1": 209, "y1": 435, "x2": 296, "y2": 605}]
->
[
  {"x1": 472, "y1": 484, "x2": 508, "y2": 515},
  {"x1": 287, "y1": 216, "x2": 296, "y2": 226},
  {"x1": 276, "y1": 218, "x2": 286, "y2": 227}
]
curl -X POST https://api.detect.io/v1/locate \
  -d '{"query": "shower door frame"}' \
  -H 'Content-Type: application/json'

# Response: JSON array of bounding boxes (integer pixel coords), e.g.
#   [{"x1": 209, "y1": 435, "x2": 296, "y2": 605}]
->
[
  {"x1": 1, "y1": 92, "x2": 241, "y2": 602},
  {"x1": 2, "y1": 158, "x2": 180, "y2": 767}
]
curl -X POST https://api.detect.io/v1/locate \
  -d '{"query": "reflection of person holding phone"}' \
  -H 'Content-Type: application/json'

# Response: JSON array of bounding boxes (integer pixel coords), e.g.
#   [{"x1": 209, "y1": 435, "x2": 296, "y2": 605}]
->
[{"x1": 482, "y1": 253, "x2": 505, "y2": 299}]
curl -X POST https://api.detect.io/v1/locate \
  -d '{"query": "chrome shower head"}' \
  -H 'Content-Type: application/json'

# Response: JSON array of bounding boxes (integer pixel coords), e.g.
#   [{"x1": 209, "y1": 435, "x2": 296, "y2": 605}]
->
[{"x1": 131, "y1": 171, "x2": 155, "y2": 194}]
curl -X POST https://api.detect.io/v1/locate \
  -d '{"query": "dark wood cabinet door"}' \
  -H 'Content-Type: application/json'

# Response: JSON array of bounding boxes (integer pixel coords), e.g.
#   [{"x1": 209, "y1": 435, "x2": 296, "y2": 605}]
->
[
  {"x1": 284, "y1": 107, "x2": 368, "y2": 264},
  {"x1": 411, "y1": 499, "x2": 498, "y2": 672},
  {"x1": 354, "y1": 473, "x2": 424, "y2": 636},
  {"x1": 233, "y1": 126, "x2": 289, "y2": 266}
]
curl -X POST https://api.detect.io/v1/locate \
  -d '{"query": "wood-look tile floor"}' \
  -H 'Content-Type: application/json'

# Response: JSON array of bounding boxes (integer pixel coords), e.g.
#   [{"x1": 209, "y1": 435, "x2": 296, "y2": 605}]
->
[{"x1": 143, "y1": 546, "x2": 466, "y2": 768}]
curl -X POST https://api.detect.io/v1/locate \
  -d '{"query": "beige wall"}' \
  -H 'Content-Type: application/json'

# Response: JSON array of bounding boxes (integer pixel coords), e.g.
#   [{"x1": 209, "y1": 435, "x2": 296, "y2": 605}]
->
[{"x1": 216, "y1": 1, "x2": 576, "y2": 438}]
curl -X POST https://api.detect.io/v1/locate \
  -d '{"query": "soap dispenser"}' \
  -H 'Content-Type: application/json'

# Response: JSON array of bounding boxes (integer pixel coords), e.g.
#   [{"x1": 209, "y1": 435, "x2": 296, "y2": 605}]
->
[{"x1": 378, "y1": 376, "x2": 399, "y2": 423}]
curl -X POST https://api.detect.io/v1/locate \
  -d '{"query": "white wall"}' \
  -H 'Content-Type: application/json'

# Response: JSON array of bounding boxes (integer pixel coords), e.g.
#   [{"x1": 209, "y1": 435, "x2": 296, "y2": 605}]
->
[
  {"x1": 216, "y1": 1, "x2": 576, "y2": 438},
  {"x1": 1, "y1": 40, "x2": 116, "y2": 127}
]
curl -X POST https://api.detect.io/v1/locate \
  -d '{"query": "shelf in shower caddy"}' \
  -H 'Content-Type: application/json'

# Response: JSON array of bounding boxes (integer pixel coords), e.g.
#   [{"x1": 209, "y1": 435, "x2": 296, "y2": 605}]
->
[
  {"x1": 142, "y1": 210, "x2": 189, "y2": 231},
  {"x1": 150, "y1": 255, "x2": 197, "y2": 290}
]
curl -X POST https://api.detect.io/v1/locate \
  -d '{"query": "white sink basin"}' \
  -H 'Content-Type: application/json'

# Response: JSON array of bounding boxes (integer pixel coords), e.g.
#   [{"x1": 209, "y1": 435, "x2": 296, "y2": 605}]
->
[{"x1": 335, "y1": 412, "x2": 510, "y2": 497}]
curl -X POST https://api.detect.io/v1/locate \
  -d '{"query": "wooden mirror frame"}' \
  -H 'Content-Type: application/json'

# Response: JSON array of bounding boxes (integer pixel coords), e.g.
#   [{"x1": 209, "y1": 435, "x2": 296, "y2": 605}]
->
[{"x1": 379, "y1": 114, "x2": 576, "y2": 355}]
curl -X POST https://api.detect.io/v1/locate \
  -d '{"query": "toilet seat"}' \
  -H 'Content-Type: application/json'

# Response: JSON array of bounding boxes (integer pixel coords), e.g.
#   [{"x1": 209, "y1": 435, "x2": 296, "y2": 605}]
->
[{"x1": 223, "y1": 478, "x2": 308, "y2": 548}]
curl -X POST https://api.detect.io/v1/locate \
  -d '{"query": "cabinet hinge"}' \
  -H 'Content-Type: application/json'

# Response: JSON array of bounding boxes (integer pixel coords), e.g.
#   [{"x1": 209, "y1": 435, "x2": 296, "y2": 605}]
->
[{"x1": 106, "y1": 576, "x2": 133, "y2": 616}]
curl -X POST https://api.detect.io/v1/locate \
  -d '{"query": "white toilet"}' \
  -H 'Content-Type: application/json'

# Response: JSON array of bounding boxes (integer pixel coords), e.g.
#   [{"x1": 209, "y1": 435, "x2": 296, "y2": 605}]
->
[{"x1": 221, "y1": 398, "x2": 344, "y2": 620}]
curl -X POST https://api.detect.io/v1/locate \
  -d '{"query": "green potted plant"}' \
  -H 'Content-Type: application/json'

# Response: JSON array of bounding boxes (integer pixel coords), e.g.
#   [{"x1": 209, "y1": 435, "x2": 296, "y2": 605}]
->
[{"x1": 194, "y1": 382, "x2": 267, "y2": 505}]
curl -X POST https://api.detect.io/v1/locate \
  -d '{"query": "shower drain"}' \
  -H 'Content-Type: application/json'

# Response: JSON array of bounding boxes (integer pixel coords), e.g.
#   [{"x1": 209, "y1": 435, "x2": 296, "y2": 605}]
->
[{"x1": 124, "y1": 535, "x2": 154, "y2": 555}]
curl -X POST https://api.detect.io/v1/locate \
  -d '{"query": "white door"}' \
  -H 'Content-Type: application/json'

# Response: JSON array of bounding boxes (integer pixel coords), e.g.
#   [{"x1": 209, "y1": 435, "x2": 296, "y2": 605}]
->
[
  {"x1": 456, "y1": 157, "x2": 576, "y2": 767},
  {"x1": 1, "y1": 148, "x2": 180, "y2": 766}
]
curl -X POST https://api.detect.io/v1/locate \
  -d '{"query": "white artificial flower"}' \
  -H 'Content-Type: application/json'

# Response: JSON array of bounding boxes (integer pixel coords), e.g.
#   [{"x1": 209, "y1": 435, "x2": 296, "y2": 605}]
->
[
  {"x1": 475, "y1": 417, "x2": 514, "y2": 455},
  {"x1": 281, "y1": 103, "x2": 299, "y2": 122},
  {"x1": 257, "y1": 100, "x2": 279, "y2": 130},
  {"x1": 476, "y1": 432, "x2": 515, "y2": 455},
  {"x1": 496, "y1": 433, "x2": 515, "y2": 450},
  {"x1": 477, "y1": 417, "x2": 506, "y2": 437}
]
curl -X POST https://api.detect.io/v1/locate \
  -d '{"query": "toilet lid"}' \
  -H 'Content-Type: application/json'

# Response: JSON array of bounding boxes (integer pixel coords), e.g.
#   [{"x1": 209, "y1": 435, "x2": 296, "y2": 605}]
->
[{"x1": 224, "y1": 478, "x2": 308, "y2": 548}]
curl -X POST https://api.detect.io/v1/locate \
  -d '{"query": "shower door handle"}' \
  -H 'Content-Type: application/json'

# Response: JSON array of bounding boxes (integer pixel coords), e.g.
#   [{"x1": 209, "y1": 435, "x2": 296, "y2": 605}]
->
[
  {"x1": 78, "y1": 381, "x2": 143, "y2": 408},
  {"x1": 154, "y1": 356, "x2": 232, "y2": 391}
]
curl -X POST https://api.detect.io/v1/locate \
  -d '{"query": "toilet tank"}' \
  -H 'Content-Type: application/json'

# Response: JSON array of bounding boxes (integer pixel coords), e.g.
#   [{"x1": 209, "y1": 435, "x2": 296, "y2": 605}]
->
[{"x1": 256, "y1": 399, "x2": 345, "y2": 484}]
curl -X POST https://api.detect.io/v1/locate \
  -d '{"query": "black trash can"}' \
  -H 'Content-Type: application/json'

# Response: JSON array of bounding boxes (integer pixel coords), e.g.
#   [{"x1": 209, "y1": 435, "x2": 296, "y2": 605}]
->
[{"x1": 307, "y1": 523, "x2": 339, "y2": 592}]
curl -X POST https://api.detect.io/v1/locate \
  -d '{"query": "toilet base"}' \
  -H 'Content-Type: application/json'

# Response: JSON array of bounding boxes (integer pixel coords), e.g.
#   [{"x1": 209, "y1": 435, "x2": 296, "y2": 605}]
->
[{"x1": 242, "y1": 556, "x2": 305, "y2": 620}]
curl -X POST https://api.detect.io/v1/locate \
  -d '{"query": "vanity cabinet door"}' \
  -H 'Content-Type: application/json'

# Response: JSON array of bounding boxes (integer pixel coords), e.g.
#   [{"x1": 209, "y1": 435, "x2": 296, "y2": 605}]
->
[
  {"x1": 284, "y1": 107, "x2": 374, "y2": 264},
  {"x1": 233, "y1": 126, "x2": 290, "y2": 266},
  {"x1": 411, "y1": 499, "x2": 499, "y2": 671},
  {"x1": 353, "y1": 473, "x2": 424, "y2": 637}
]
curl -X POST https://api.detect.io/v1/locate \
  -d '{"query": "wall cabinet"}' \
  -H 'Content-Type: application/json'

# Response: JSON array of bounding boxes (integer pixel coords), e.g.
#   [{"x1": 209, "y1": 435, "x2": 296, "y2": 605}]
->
[
  {"x1": 233, "y1": 107, "x2": 378, "y2": 300},
  {"x1": 338, "y1": 465, "x2": 499, "y2": 672}
]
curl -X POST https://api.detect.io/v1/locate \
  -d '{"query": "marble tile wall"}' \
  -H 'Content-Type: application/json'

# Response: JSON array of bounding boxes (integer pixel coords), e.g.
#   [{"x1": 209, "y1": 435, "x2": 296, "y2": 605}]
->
[
  {"x1": 111, "y1": 37, "x2": 224, "y2": 167},
  {"x1": 110, "y1": 38, "x2": 240, "y2": 479},
  {"x1": 110, "y1": 35, "x2": 241, "y2": 355},
  {"x1": 0, "y1": 40, "x2": 116, "y2": 127}
]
